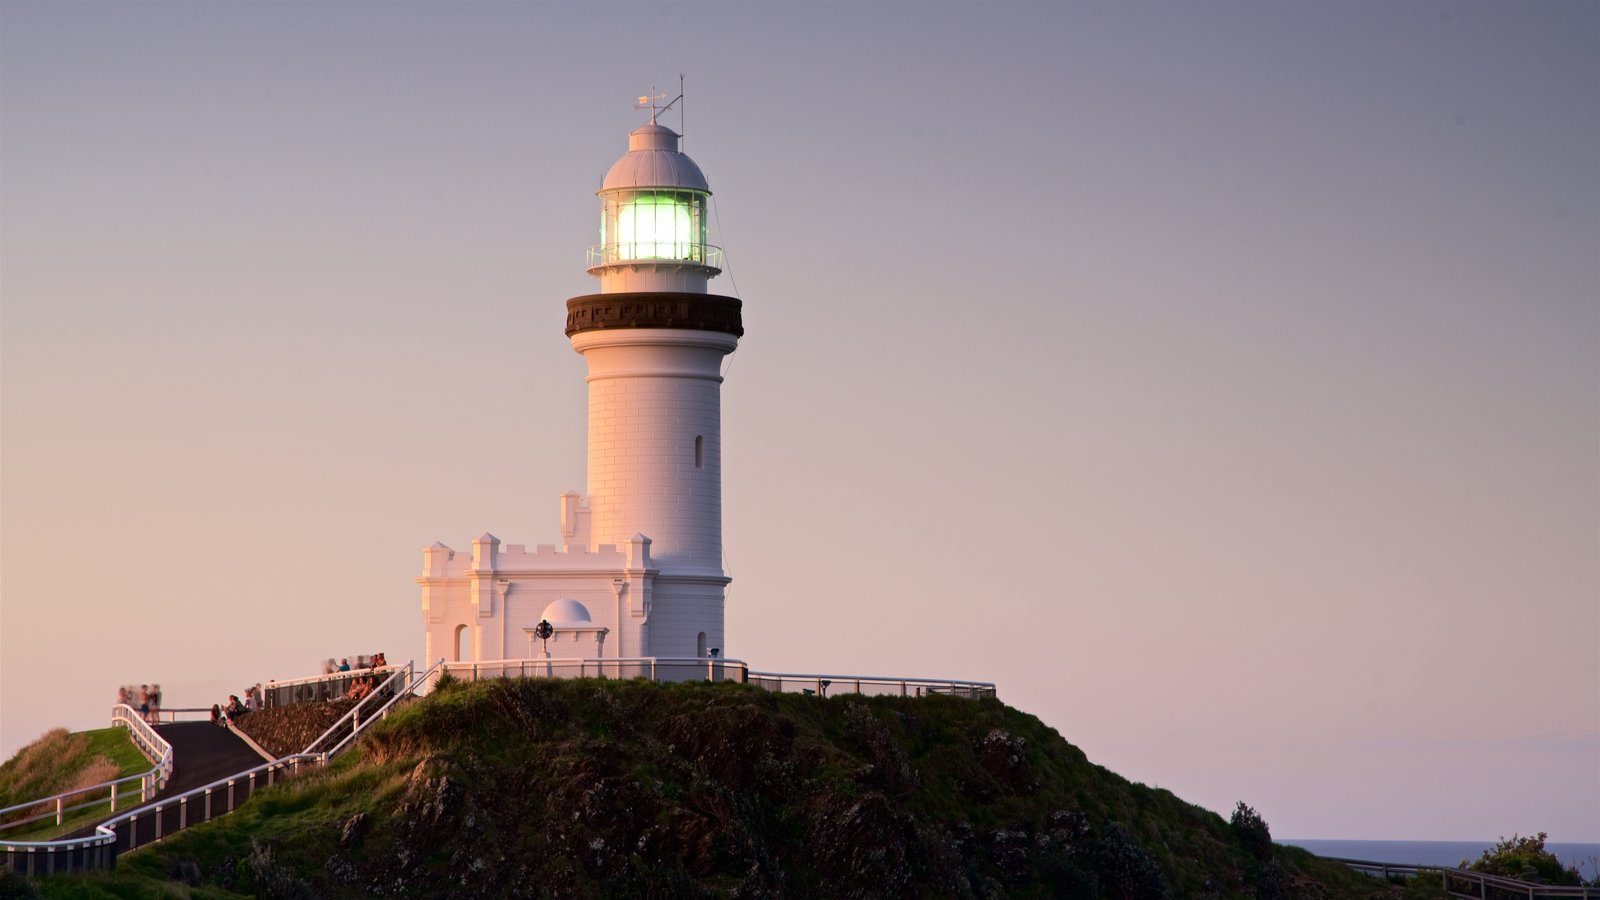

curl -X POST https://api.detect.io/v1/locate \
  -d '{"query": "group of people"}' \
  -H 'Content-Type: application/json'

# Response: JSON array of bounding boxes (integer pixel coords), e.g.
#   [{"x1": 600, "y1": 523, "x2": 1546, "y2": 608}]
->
[
  {"x1": 116, "y1": 684, "x2": 163, "y2": 724},
  {"x1": 208, "y1": 686, "x2": 261, "y2": 727},
  {"x1": 319, "y1": 652, "x2": 387, "y2": 675}
]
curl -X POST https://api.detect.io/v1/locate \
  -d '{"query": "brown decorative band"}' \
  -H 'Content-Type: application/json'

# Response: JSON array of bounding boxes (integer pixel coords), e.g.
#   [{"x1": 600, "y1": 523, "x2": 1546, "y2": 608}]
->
[{"x1": 565, "y1": 292, "x2": 744, "y2": 338}]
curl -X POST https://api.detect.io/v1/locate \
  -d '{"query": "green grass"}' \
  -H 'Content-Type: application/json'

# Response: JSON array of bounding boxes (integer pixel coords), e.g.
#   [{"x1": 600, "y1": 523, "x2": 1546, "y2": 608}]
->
[{"x1": 0, "y1": 727, "x2": 157, "y2": 841}]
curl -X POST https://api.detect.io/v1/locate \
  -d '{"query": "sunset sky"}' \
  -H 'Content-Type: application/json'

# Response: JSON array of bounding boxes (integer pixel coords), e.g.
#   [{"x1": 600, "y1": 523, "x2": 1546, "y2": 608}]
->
[{"x1": 2, "y1": 2, "x2": 1595, "y2": 841}]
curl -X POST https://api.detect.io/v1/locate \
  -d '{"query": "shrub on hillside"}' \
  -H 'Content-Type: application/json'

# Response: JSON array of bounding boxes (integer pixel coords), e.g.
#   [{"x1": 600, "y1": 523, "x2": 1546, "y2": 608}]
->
[
  {"x1": 1230, "y1": 800, "x2": 1273, "y2": 861},
  {"x1": 1464, "y1": 832, "x2": 1582, "y2": 886}
]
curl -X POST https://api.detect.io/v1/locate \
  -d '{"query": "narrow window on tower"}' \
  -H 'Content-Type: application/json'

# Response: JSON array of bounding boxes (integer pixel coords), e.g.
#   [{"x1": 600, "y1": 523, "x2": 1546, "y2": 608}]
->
[{"x1": 695, "y1": 435, "x2": 704, "y2": 469}]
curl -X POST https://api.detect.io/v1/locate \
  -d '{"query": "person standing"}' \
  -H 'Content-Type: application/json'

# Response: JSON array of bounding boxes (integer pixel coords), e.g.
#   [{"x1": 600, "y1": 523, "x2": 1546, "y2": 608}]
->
[{"x1": 138, "y1": 685, "x2": 151, "y2": 723}]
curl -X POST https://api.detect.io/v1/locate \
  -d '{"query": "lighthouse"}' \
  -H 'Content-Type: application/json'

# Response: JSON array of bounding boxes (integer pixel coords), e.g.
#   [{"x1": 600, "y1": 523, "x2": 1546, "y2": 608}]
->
[
  {"x1": 566, "y1": 115, "x2": 742, "y2": 658},
  {"x1": 418, "y1": 109, "x2": 741, "y2": 667}
]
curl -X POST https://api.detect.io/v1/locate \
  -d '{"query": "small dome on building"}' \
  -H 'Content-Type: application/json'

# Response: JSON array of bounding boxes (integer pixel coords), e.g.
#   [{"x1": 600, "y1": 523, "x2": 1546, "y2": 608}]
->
[
  {"x1": 601, "y1": 124, "x2": 710, "y2": 193},
  {"x1": 540, "y1": 598, "x2": 593, "y2": 625}
]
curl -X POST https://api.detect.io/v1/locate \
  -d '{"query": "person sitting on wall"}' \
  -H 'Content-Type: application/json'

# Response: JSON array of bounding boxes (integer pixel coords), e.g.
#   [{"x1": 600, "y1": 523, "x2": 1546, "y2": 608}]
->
[
  {"x1": 226, "y1": 695, "x2": 247, "y2": 717},
  {"x1": 210, "y1": 704, "x2": 223, "y2": 726},
  {"x1": 338, "y1": 658, "x2": 351, "y2": 672},
  {"x1": 373, "y1": 652, "x2": 387, "y2": 668},
  {"x1": 346, "y1": 676, "x2": 372, "y2": 702}
]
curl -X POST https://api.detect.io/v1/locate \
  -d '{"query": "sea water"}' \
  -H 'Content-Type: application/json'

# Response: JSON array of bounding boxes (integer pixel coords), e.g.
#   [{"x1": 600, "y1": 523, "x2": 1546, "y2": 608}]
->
[{"x1": 1283, "y1": 840, "x2": 1600, "y2": 881}]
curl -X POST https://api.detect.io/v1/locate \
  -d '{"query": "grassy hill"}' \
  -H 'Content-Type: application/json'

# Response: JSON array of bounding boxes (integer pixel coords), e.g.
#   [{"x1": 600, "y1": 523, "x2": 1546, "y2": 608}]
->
[
  {"x1": 13, "y1": 678, "x2": 1435, "y2": 899},
  {"x1": 0, "y1": 727, "x2": 152, "y2": 841}
]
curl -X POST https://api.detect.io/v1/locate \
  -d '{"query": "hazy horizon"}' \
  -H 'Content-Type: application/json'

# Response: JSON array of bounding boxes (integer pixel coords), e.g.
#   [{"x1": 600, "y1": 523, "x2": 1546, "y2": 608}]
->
[{"x1": 2, "y1": 1, "x2": 1596, "y2": 842}]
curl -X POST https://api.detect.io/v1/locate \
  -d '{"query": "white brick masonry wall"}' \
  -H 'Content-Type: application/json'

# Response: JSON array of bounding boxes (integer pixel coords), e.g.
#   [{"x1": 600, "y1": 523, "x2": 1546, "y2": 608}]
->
[{"x1": 571, "y1": 329, "x2": 738, "y2": 574}]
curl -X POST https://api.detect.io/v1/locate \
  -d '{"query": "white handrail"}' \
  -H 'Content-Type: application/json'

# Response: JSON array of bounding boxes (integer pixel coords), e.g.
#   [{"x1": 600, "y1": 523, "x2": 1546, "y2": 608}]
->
[
  {"x1": 438, "y1": 657, "x2": 998, "y2": 696},
  {"x1": 301, "y1": 664, "x2": 413, "y2": 757},
  {"x1": 264, "y1": 664, "x2": 400, "y2": 691},
  {"x1": 748, "y1": 669, "x2": 995, "y2": 689},
  {"x1": 0, "y1": 706, "x2": 172, "y2": 839}
]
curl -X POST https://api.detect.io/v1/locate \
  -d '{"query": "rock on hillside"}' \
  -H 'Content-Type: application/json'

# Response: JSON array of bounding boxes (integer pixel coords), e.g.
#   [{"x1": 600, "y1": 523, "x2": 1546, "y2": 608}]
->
[
  {"x1": 231, "y1": 701, "x2": 356, "y2": 759},
  {"x1": 68, "y1": 678, "x2": 1406, "y2": 899}
]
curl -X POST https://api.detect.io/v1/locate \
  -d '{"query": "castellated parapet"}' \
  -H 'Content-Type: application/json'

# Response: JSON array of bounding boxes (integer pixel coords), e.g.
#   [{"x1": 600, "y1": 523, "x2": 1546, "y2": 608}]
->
[{"x1": 419, "y1": 501, "x2": 661, "y2": 664}]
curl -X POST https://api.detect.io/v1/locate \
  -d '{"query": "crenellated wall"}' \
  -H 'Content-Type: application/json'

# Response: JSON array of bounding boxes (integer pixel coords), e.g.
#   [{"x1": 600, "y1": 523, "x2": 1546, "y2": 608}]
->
[{"x1": 418, "y1": 496, "x2": 658, "y2": 665}]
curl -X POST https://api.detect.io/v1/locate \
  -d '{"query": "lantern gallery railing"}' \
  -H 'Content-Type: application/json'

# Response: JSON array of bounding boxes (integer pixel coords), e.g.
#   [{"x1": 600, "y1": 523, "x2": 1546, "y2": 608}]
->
[
  {"x1": 438, "y1": 657, "x2": 998, "y2": 700},
  {"x1": 587, "y1": 241, "x2": 723, "y2": 271},
  {"x1": 0, "y1": 706, "x2": 172, "y2": 841}
]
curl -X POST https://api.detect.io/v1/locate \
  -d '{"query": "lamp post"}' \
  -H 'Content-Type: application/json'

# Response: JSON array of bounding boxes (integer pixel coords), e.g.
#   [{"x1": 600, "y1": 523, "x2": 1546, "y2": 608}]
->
[{"x1": 533, "y1": 619, "x2": 554, "y2": 677}]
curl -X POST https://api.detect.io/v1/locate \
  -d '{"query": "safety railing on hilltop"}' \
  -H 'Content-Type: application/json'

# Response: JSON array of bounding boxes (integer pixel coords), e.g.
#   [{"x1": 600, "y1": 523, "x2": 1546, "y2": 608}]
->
[
  {"x1": 442, "y1": 656, "x2": 745, "y2": 685},
  {"x1": 440, "y1": 657, "x2": 998, "y2": 700},
  {"x1": 0, "y1": 706, "x2": 173, "y2": 842},
  {"x1": 260, "y1": 665, "x2": 401, "y2": 710},
  {"x1": 745, "y1": 669, "x2": 996, "y2": 700},
  {"x1": 0, "y1": 662, "x2": 437, "y2": 877},
  {"x1": 1333, "y1": 858, "x2": 1600, "y2": 899}
]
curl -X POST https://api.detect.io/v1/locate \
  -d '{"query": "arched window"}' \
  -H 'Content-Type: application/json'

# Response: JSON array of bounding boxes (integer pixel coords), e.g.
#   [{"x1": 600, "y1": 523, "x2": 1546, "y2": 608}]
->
[
  {"x1": 697, "y1": 631, "x2": 708, "y2": 658},
  {"x1": 694, "y1": 435, "x2": 704, "y2": 469},
  {"x1": 454, "y1": 624, "x2": 470, "y2": 663}
]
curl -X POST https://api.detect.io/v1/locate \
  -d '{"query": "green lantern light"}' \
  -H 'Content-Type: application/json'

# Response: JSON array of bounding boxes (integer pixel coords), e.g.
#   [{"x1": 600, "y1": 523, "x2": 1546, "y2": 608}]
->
[{"x1": 617, "y1": 192, "x2": 693, "y2": 260}]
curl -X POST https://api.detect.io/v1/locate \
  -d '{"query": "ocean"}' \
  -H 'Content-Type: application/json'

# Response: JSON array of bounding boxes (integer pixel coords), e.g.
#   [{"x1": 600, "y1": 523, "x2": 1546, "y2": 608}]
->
[{"x1": 1283, "y1": 840, "x2": 1600, "y2": 882}]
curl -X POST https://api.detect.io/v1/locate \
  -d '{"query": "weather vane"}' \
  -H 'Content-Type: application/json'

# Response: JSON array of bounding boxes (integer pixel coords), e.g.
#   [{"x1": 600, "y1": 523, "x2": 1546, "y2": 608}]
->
[{"x1": 635, "y1": 76, "x2": 686, "y2": 130}]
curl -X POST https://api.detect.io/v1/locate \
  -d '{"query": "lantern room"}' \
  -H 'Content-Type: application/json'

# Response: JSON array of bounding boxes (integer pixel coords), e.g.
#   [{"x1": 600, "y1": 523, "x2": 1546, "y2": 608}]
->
[{"x1": 587, "y1": 122, "x2": 723, "y2": 293}]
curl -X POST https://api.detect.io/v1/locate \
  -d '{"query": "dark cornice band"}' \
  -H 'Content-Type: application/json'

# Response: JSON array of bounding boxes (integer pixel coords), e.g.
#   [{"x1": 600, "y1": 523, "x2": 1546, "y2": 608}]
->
[{"x1": 565, "y1": 292, "x2": 744, "y2": 338}]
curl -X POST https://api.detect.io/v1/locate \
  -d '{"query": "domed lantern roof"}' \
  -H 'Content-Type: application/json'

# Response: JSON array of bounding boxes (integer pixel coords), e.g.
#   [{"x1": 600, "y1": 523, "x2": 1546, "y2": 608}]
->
[
  {"x1": 601, "y1": 124, "x2": 710, "y2": 193},
  {"x1": 588, "y1": 119, "x2": 722, "y2": 290}
]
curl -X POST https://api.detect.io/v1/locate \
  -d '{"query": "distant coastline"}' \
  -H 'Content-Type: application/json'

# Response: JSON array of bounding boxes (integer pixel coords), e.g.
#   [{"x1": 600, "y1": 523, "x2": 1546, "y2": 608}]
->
[{"x1": 1284, "y1": 840, "x2": 1600, "y2": 881}]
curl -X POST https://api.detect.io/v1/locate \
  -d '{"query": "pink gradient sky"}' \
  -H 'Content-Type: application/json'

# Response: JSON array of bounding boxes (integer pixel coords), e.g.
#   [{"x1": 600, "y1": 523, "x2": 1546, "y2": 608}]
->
[{"x1": 2, "y1": 2, "x2": 1595, "y2": 841}]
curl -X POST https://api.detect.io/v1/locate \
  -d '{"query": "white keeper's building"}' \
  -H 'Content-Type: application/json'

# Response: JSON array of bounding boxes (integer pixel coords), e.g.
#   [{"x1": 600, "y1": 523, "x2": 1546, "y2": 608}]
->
[{"x1": 417, "y1": 114, "x2": 743, "y2": 667}]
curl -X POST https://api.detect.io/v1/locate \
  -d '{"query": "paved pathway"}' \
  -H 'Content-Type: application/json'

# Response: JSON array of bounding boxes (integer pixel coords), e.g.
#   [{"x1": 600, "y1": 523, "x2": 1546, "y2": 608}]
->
[
  {"x1": 62, "y1": 722, "x2": 268, "y2": 843},
  {"x1": 152, "y1": 722, "x2": 267, "y2": 797}
]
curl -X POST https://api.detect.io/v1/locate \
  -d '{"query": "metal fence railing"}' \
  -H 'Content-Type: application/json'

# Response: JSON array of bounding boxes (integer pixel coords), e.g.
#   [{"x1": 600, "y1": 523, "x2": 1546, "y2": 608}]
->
[
  {"x1": 259, "y1": 666, "x2": 401, "y2": 710},
  {"x1": 1333, "y1": 858, "x2": 1600, "y2": 899},
  {"x1": 439, "y1": 657, "x2": 998, "y2": 701}
]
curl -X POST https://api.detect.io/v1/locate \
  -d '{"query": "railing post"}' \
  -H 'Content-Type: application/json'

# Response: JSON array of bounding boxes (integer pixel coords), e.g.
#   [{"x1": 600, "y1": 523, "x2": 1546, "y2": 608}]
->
[
  {"x1": 153, "y1": 805, "x2": 163, "y2": 840},
  {"x1": 179, "y1": 797, "x2": 187, "y2": 830},
  {"x1": 204, "y1": 788, "x2": 212, "y2": 821},
  {"x1": 228, "y1": 780, "x2": 235, "y2": 812},
  {"x1": 110, "y1": 781, "x2": 117, "y2": 813},
  {"x1": 56, "y1": 797, "x2": 64, "y2": 825}
]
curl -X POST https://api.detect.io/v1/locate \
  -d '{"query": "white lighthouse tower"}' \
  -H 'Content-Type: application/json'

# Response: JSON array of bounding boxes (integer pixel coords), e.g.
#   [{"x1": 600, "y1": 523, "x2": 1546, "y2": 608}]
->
[
  {"x1": 566, "y1": 113, "x2": 742, "y2": 658},
  {"x1": 418, "y1": 109, "x2": 741, "y2": 667}
]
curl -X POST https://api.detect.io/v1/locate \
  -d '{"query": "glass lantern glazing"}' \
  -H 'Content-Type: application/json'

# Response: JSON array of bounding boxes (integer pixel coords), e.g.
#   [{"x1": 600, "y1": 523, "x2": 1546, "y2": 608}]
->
[{"x1": 598, "y1": 189, "x2": 710, "y2": 265}]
